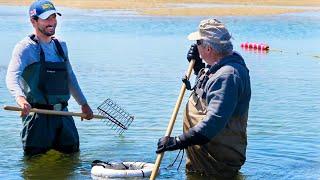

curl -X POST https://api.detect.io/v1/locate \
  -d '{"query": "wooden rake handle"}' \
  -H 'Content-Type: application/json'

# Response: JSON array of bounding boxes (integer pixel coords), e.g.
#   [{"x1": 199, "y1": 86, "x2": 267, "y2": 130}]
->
[
  {"x1": 149, "y1": 59, "x2": 195, "y2": 180},
  {"x1": 3, "y1": 105, "x2": 105, "y2": 119}
]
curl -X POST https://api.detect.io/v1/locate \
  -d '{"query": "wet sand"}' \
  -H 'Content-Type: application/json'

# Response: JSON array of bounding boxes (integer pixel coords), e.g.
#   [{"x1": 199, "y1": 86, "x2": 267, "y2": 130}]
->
[{"x1": 0, "y1": 0, "x2": 319, "y2": 16}]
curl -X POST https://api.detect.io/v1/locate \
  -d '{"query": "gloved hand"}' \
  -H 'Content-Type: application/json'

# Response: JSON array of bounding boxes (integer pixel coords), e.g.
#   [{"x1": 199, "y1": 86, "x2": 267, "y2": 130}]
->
[
  {"x1": 182, "y1": 75, "x2": 192, "y2": 90},
  {"x1": 187, "y1": 44, "x2": 205, "y2": 75},
  {"x1": 156, "y1": 136, "x2": 187, "y2": 154},
  {"x1": 156, "y1": 131, "x2": 210, "y2": 154}
]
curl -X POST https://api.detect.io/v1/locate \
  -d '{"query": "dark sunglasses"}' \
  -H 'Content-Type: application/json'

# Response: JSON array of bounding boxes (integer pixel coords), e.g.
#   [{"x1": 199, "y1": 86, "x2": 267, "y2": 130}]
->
[{"x1": 196, "y1": 40, "x2": 202, "y2": 46}]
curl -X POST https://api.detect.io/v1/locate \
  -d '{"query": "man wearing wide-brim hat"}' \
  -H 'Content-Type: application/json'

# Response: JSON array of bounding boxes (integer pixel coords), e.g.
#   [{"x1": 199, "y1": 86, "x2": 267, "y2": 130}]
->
[
  {"x1": 157, "y1": 18, "x2": 251, "y2": 178},
  {"x1": 6, "y1": 0, "x2": 94, "y2": 156}
]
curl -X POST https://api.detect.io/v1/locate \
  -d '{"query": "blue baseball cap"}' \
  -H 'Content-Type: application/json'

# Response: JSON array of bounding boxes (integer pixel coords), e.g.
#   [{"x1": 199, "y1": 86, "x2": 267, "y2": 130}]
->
[{"x1": 29, "y1": 0, "x2": 61, "y2": 19}]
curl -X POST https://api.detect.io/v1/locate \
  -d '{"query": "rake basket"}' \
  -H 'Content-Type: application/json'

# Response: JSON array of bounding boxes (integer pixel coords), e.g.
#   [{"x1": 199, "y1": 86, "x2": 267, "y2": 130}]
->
[{"x1": 97, "y1": 98, "x2": 134, "y2": 135}]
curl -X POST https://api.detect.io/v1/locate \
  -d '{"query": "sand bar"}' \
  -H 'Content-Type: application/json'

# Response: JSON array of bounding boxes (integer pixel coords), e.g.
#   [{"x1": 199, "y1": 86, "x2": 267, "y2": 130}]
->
[{"x1": 0, "y1": 0, "x2": 319, "y2": 16}]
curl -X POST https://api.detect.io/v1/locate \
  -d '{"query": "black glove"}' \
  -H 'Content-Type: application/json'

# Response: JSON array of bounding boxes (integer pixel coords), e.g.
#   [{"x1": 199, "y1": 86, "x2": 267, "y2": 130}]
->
[
  {"x1": 187, "y1": 44, "x2": 205, "y2": 75},
  {"x1": 156, "y1": 131, "x2": 210, "y2": 154},
  {"x1": 156, "y1": 136, "x2": 187, "y2": 154},
  {"x1": 182, "y1": 75, "x2": 192, "y2": 90}
]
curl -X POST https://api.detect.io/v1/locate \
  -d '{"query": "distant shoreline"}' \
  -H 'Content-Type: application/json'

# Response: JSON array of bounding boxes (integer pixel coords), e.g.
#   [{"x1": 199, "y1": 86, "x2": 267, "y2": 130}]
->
[{"x1": 0, "y1": 0, "x2": 320, "y2": 16}]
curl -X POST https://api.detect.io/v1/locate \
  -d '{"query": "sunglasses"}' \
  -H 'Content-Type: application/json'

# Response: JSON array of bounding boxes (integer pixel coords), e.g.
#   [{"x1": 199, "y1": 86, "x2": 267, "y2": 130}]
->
[{"x1": 196, "y1": 40, "x2": 202, "y2": 46}]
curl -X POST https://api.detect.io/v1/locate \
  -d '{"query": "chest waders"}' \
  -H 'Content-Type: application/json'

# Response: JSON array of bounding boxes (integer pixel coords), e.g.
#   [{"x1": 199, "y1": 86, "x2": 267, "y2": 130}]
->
[
  {"x1": 21, "y1": 35, "x2": 79, "y2": 156},
  {"x1": 183, "y1": 54, "x2": 249, "y2": 178}
]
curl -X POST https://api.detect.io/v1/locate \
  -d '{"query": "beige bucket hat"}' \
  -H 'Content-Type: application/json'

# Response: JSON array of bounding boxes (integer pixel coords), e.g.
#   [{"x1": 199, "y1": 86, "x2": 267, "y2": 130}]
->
[{"x1": 188, "y1": 18, "x2": 232, "y2": 44}]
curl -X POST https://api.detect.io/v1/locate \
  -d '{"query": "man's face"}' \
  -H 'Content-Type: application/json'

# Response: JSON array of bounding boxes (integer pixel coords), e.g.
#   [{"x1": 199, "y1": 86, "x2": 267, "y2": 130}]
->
[
  {"x1": 196, "y1": 40, "x2": 219, "y2": 65},
  {"x1": 196, "y1": 40, "x2": 208, "y2": 62},
  {"x1": 33, "y1": 14, "x2": 57, "y2": 36}
]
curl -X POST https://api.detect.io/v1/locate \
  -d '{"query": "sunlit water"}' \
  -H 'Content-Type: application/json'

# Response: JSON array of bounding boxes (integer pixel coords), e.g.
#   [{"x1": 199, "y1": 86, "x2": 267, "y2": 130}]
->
[{"x1": 0, "y1": 5, "x2": 319, "y2": 180}]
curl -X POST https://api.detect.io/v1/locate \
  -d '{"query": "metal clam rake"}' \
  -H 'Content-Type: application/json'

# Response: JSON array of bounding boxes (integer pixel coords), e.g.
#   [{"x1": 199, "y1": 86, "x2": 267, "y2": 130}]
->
[
  {"x1": 4, "y1": 98, "x2": 134, "y2": 135},
  {"x1": 97, "y1": 99, "x2": 134, "y2": 135}
]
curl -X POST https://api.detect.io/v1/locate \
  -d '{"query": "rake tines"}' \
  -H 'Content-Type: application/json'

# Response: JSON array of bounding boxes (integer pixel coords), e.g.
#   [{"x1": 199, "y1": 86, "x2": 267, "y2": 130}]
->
[{"x1": 97, "y1": 98, "x2": 134, "y2": 134}]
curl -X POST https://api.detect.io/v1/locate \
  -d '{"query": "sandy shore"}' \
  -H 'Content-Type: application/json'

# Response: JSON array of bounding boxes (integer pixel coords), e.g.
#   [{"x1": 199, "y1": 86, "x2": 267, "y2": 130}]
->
[{"x1": 0, "y1": 0, "x2": 319, "y2": 16}]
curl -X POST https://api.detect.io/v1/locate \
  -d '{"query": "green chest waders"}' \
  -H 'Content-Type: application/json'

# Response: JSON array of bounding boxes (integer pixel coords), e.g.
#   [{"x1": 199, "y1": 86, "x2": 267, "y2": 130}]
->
[
  {"x1": 183, "y1": 66, "x2": 248, "y2": 178},
  {"x1": 21, "y1": 35, "x2": 79, "y2": 156}
]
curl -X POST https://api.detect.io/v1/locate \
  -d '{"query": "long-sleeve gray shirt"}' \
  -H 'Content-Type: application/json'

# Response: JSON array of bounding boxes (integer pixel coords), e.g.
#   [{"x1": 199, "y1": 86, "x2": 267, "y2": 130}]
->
[{"x1": 6, "y1": 36, "x2": 87, "y2": 105}]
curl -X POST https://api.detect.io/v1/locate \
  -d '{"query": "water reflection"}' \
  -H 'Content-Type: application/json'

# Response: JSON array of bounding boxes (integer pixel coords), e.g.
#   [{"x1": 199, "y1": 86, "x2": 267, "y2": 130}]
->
[{"x1": 21, "y1": 150, "x2": 80, "y2": 179}]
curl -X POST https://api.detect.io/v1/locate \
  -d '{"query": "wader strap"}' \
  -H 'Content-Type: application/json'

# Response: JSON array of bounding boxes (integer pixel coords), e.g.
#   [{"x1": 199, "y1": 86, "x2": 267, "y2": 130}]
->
[
  {"x1": 29, "y1": 34, "x2": 67, "y2": 61},
  {"x1": 28, "y1": 34, "x2": 46, "y2": 64},
  {"x1": 194, "y1": 68, "x2": 210, "y2": 99},
  {"x1": 29, "y1": 34, "x2": 38, "y2": 43},
  {"x1": 29, "y1": 34, "x2": 56, "y2": 104},
  {"x1": 38, "y1": 46, "x2": 49, "y2": 104},
  {"x1": 197, "y1": 74, "x2": 214, "y2": 99},
  {"x1": 52, "y1": 38, "x2": 67, "y2": 61}
]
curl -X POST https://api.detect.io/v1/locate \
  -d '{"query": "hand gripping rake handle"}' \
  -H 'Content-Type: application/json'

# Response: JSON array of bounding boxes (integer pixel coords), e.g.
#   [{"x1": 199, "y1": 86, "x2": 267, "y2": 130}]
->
[
  {"x1": 150, "y1": 59, "x2": 195, "y2": 180},
  {"x1": 3, "y1": 105, "x2": 105, "y2": 119}
]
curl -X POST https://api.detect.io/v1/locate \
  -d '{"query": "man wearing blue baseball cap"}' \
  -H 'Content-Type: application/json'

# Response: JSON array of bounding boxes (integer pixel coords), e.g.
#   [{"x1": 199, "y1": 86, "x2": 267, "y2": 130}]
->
[
  {"x1": 6, "y1": 0, "x2": 94, "y2": 156},
  {"x1": 29, "y1": 0, "x2": 61, "y2": 20}
]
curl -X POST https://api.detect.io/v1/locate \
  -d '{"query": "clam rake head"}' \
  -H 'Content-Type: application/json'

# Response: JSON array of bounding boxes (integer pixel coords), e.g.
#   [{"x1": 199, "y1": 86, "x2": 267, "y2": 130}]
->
[{"x1": 97, "y1": 99, "x2": 134, "y2": 135}]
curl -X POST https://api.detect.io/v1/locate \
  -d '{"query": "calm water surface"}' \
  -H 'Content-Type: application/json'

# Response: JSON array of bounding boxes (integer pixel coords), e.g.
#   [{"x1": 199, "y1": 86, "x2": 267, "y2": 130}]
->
[{"x1": 0, "y1": 6, "x2": 319, "y2": 180}]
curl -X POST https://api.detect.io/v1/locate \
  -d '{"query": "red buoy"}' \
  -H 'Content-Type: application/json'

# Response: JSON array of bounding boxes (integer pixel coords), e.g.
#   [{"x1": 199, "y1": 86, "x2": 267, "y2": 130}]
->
[{"x1": 241, "y1": 42, "x2": 269, "y2": 51}]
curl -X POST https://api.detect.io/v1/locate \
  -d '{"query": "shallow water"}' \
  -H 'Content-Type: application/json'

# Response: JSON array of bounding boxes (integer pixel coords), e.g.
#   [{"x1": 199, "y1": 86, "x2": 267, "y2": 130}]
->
[{"x1": 0, "y1": 5, "x2": 320, "y2": 180}]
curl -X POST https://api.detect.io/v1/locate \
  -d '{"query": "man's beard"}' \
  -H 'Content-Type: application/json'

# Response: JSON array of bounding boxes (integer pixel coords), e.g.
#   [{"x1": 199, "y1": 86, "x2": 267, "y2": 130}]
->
[{"x1": 38, "y1": 25, "x2": 55, "y2": 36}]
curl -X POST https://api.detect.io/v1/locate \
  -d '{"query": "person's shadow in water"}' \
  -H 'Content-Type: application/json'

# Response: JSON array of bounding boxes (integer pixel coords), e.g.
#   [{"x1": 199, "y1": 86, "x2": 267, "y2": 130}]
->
[{"x1": 21, "y1": 150, "x2": 80, "y2": 179}]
